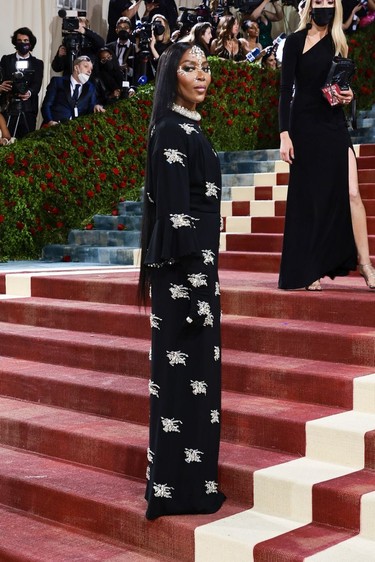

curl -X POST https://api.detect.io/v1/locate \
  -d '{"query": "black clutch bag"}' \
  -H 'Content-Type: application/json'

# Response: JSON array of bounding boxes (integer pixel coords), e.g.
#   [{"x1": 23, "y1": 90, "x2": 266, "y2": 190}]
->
[{"x1": 321, "y1": 56, "x2": 356, "y2": 106}]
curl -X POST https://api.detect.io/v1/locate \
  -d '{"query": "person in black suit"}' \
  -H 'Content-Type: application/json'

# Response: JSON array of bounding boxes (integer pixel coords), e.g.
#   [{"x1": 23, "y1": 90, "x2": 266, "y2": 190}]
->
[
  {"x1": 52, "y1": 16, "x2": 105, "y2": 78},
  {"x1": 0, "y1": 27, "x2": 44, "y2": 138},
  {"x1": 106, "y1": 17, "x2": 137, "y2": 87},
  {"x1": 107, "y1": 0, "x2": 142, "y2": 42},
  {"x1": 41, "y1": 55, "x2": 105, "y2": 127}
]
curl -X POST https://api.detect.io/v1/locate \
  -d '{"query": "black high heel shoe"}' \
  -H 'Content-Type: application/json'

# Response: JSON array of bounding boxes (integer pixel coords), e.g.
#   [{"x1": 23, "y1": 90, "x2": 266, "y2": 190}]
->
[{"x1": 359, "y1": 263, "x2": 375, "y2": 290}]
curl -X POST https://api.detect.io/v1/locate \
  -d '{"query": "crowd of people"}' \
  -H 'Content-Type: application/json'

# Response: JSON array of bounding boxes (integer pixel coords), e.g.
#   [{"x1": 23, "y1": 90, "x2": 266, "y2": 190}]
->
[{"x1": 0, "y1": 0, "x2": 372, "y2": 140}]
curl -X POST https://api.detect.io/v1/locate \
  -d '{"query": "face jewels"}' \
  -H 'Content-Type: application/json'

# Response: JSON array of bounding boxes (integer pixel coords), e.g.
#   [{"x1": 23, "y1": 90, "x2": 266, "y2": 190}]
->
[{"x1": 177, "y1": 47, "x2": 211, "y2": 78}]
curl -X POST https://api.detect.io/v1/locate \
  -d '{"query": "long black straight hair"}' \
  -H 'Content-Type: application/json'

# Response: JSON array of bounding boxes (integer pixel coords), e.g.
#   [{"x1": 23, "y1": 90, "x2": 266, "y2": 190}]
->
[{"x1": 137, "y1": 42, "x2": 194, "y2": 306}]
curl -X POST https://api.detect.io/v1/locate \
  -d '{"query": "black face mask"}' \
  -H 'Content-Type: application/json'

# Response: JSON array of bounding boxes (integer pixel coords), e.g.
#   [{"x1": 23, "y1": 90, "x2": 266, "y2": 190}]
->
[
  {"x1": 118, "y1": 29, "x2": 130, "y2": 41},
  {"x1": 16, "y1": 42, "x2": 31, "y2": 55},
  {"x1": 311, "y1": 7, "x2": 335, "y2": 26},
  {"x1": 153, "y1": 23, "x2": 165, "y2": 36},
  {"x1": 102, "y1": 60, "x2": 114, "y2": 71}
]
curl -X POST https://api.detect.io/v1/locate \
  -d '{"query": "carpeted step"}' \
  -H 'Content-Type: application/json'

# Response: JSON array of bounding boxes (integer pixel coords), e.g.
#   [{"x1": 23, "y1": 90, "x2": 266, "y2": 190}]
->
[
  {"x1": 359, "y1": 144, "x2": 375, "y2": 157},
  {"x1": 30, "y1": 271, "x2": 140, "y2": 304},
  {"x1": 0, "y1": 505, "x2": 173, "y2": 562},
  {"x1": 222, "y1": 314, "x2": 375, "y2": 367},
  {"x1": 252, "y1": 522, "x2": 357, "y2": 562},
  {"x1": 0, "y1": 356, "x2": 149, "y2": 420},
  {"x1": 221, "y1": 284, "x2": 375, "y2": 327},
  {"x1": 3, "y1": 300, "x2": 374, "y2": 368},
  {"x1": 222, "y1": 349, "x2": 369, "y2": 409},
  {"x1": 357, "y1": 155, "x2": 375, "y2": 169},
  {"x1": 0, "y1": 376, "x2": 339, "y2": 462},
  {"x1": 219, "y1": 250, "x2": 281, "y2": 272},
  {"x1": 276, "y1": 169, "x2": 375, "y2": 186},
  {"x1": 0, "y1": 445, "x2": 239, "y2": 562},
  {"x1": 225, "y1": 233, "x2": 375, "y2": 253},
  {"x1": 0, "y1": 321, "x2": 148, "y2": 375},
  {"x1": 0, "y1": 298, "x2": 150, "y2": 339},
  {"x1": 363, "y1": 199, "x2": 375, "y2": 215}
]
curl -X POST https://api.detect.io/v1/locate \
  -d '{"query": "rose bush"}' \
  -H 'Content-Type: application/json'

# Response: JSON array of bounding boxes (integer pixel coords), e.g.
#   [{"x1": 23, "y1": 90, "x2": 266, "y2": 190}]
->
[{"x1": 0, "y1": 24, "x2": 373, "y2": 260}]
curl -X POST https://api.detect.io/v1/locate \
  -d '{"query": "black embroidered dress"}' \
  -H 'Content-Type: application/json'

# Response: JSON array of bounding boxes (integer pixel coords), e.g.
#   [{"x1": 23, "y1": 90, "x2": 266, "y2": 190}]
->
[
  {"x1": 143, "y1": 109, "x2": 226, "y2": 520},
  {"x1": 278, "y1": 30, "x2": 357, "y2": 289}
]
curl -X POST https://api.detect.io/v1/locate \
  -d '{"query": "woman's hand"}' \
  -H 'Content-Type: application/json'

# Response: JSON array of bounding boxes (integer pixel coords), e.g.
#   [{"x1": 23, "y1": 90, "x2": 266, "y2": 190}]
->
[
  {"x1": 336, "y1": 86, "x2": 354, "y2": 106},
  {"x1": 280, "y1": 131, "x2": 294, "y2": 164}
]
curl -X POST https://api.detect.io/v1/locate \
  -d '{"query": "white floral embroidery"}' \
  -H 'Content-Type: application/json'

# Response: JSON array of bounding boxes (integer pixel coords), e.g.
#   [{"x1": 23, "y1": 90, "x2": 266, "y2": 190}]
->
[
  {"x1": 198, "y1": 301, "x2": 214, "y2": 327},
  {"x1": 161, "y1": 417, "x2": 183, "y2": 433},
  {"x1": 166, "y1": 350, "x2": 188, "y2": 366},
  {"x1": 150, "y1": 313, "x2": 162, "y2": 330},
  {"x1": 187, "y1": 273, "x2": 208, "y2": 288},
  {"x1": 211, "y1": 409, "x2": 220, "y2": 424},
  {"x1": 205, "y1": 181, "x2": 220, "y2": 198},
  {"x1": 214, "y1": 346, "x2": 220, "y2": 361},
  {"x1": 205, "y1": 480, "x2": 219, "y2": 494},
  {"x1": 149, "y1": 347, "x2": 152, "y2": 361},
  {"x1": 169, "y1": 283, "x2": 190, "y2": 299},
  {"x1": 215, "y1": 282, "x2": 220, "y2": 296},
  {"x1": 185, "y1": 448, "x2": 204, "y2": 463},
  {"x1": 146, "y1": 465, "x2": 150, "y2": 480},
  {"x1": 150, "y1": 125, "x2": 156, "y2": 137},
  {"x1": 169, "y1": 214, "x2": 199, "y2": 229},
  {"x1": 164, "y1": 148, "x2": 186, "y2": 166},
  {"x1": 153, "y1": 483, "x2": 174, "y2": 498},
  {"x1": 149, "y1": 380, "x2": 160, "y2": 398},
  {"x1": 190, "y1": 380, "x2": 208, "y2": 395},
  {"x1": 179, "y1": 123, "x2": 198, "y2": 135},
  {"x1": 202, "y1": 249, "x2": 215, "y2": 265},
  {"x1": 220, "y1": 216, "x2": 224, "y2": 232},
  {"x1": 147, "y1": 192, "x2": 154, "y2": 203},
  {"x1": 147, "y1": 447, "x2": 155, "y2": 463}
]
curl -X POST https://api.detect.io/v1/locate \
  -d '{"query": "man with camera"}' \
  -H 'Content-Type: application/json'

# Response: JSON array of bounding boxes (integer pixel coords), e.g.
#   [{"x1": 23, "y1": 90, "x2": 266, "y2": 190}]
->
[
  {"x1": 0, "y1": 27, "x2": 43, "y2": 138},
  {"x1": 52, "y1": 15, "x2": 105, "y2": 77},
  {"x1": 107, "y1": 0, "x2": 143, "y2": 42},
  {"x1": 106, "y1": 16, "x2": 137, "y2": 86},
  {"x1": 41, "y1": 55, "x2": 105, "y2": 127}
]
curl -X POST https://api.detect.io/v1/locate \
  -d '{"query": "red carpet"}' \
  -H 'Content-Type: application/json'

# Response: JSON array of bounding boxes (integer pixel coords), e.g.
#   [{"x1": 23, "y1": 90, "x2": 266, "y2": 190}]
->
[{"x1": 0, "y1": 144, "x2": 373, "y2": 560}]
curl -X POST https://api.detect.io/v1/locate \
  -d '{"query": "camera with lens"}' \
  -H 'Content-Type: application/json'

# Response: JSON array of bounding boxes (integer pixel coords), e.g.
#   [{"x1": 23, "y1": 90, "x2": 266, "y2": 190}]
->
[
  {"x1": 11, "y1": 61, "x2": 34, "y2": 99},
  {"x1": 58, "y1": 9, "x2": 89, "y2": 55},
  {"x1": 133, "y1": 21, "x2": 153, "y2": 51}
]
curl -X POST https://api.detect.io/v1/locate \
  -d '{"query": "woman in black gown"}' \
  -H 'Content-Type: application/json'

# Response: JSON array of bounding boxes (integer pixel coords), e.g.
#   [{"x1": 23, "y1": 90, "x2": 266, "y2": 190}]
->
[
  {"x1": 279, "y1": 0, "x2": 375, "y2": 290},
  {"x1": 138, "y1": 42, "x2": 226, "y2": 520}
]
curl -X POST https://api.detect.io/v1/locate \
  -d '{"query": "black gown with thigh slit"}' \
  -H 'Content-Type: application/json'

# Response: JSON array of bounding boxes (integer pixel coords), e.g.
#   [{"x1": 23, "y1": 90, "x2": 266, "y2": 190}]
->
[
  {"x1": 278, "y1": 30, "x2": 357, "y2": 290},
  {"x1": 143, "y1": 110, "x2": 226, "y2": 520}
]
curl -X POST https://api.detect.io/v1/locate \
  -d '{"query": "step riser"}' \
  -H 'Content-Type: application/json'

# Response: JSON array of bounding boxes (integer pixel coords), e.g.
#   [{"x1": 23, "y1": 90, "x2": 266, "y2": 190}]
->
[{"x1": 0, "y1": 475, "x2": 195, "y2": 561}]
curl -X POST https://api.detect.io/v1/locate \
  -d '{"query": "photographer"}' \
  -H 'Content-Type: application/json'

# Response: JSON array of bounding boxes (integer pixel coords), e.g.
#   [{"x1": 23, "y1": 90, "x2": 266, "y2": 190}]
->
[
  {"x1": 247, "y1": 0, "x2": 283, "y2": 47},
  {"x1": 107, "y1": 0, "x2": 143, "y2": 42},
  {"x1": 149, "y1": 15, "x2": 172, "y2": 69},
  {"x1": 52, "y1": 16, "x2": 105, "y2": 77},
  {"x1": 96, "y1": 47, "x2": 134, "y2": 105},
  {"x1": 0, "y1": 27, "x2": 43, "y2": 138},
  {"x1": 142, "y1": 0, "x2": 178, "y2": 30},
  {"x1": 106, "y1": 17, "x2": 138, "y2": 86}
]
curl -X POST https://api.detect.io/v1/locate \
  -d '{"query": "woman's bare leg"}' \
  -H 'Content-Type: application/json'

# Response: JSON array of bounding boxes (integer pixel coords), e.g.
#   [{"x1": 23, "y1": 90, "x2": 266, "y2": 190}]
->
[{"x1": 348, "y1": 148, "x2": 371, "y2": 265}]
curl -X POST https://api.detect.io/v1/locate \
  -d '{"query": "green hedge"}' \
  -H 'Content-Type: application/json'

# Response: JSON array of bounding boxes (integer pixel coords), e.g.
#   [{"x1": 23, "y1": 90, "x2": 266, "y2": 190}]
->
[{"x1": 0, "y1": 24, "x2": 374, "y2": 260}]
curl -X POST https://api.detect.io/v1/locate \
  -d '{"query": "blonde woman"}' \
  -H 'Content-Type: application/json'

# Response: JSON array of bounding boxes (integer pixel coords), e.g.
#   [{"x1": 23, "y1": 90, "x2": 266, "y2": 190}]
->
[
  {"x1": 150, "y1": 14, "x2": 172, "y2": 67},
  {"x1": 279, "y1": 0, "x2": 375, "y2": 290}
]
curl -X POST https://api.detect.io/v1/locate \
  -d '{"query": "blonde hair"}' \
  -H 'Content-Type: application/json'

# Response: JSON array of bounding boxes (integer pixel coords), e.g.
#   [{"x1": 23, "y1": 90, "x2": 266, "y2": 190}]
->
[
  {"x1": 151, "y1": 14, "x2": 171, "y2": 43},
  {"x1": 297, "y1": 0, "x2": 348, "y2": 56}
]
